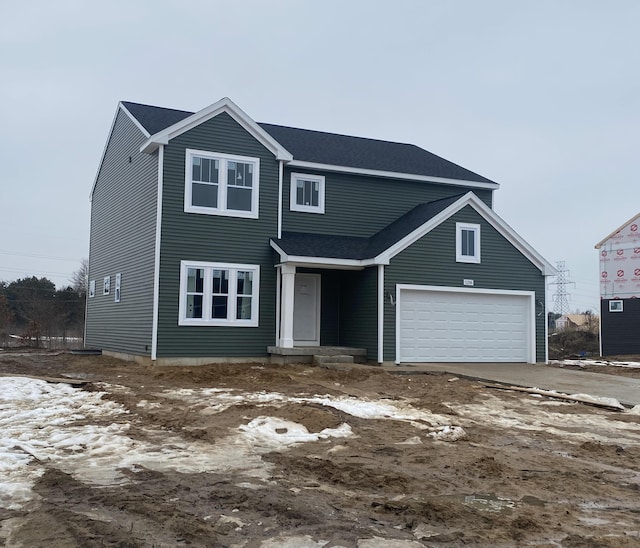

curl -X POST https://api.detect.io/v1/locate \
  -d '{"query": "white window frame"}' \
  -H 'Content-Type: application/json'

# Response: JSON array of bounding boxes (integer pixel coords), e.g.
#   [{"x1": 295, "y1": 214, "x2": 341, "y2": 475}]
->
[
  {"x1": 456, "y1": 222, "x2": 481, "y2": 264},
  {"x1": 184, "y1": 149, "x2": 260, "y2": 219},
  {"x1": 609, "y1": 300, "x2": 623, "y2": 312},
  {"x1": 89, "y1": 280, "x2": 95, "y2": 298},
  {"x1": 290, "y1": 173, "x2": 325, "y2": 214},
  {"x1": 178, "y1": 261, "x2": 260, "y2": 327},
  {"x1": 103, "y1": 276, "x2": 111, "y2": 295},
  {"x1": 114, "y1": 273, "x2": 121, "y2": 303}
]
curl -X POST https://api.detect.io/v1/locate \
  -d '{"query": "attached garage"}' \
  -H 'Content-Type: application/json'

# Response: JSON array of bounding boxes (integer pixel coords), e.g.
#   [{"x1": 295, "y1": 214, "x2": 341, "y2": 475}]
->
[{"x1": 397, "y1": 285, "x2": 535, "y2": 363}]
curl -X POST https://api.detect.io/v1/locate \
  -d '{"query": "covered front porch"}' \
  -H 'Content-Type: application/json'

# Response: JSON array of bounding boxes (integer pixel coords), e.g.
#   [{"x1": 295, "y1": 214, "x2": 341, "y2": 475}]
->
[{"x1": 270, "y1": 262, "x2": 382, "y2": 364}]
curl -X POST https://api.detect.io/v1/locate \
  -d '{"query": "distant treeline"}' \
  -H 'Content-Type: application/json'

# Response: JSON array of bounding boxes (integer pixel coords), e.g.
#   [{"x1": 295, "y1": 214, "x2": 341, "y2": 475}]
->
[{"x1": 0, "y1": 276, "x2": 85, "y2": 347}]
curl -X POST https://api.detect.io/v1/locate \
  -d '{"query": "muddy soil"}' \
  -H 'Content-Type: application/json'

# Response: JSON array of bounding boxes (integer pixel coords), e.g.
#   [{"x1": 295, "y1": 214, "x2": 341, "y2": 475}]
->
[{"x1": 1, "y1": 350, "x2": 640, "y2": 547}]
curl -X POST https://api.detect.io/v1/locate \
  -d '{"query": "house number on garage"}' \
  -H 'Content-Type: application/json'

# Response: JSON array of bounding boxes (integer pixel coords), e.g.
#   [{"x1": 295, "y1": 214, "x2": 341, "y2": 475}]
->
[{"x1": 463, "y1": 279, "x2": 474, "y2": 286}]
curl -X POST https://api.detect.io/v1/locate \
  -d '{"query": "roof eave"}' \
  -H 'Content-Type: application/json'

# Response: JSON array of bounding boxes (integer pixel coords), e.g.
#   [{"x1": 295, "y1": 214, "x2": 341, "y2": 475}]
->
[
  {"x1": 286, "y1": 160, "x2": 499, "y2": 190},
  {"x1": 139, "y1": 97, "x2": 293, "y2": 161}
]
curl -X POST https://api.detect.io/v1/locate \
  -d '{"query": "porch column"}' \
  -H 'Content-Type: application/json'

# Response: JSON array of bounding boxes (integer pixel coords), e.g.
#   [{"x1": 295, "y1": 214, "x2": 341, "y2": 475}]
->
[{"x1": 279, "y1": 263, "x2": 296, "y2": 348}]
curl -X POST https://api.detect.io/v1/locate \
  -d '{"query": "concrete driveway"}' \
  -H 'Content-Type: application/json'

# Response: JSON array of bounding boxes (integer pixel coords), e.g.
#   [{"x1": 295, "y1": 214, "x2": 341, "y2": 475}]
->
[{"x1": 388, "y1": 362, "x2": 640, "y2": 408}]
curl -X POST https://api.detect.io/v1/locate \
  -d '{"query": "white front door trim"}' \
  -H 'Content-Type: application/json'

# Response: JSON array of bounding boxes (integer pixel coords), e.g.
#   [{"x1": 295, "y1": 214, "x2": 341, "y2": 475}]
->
[{"x1": 395, "y1": 284, "x2": 536, "y2": 364}]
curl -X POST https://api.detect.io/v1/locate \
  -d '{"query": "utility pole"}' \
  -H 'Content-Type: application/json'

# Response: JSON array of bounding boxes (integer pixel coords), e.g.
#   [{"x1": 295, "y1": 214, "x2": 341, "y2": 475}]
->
[{"x1": 549, "y1": 260, "x2": 575, "y2": 316}]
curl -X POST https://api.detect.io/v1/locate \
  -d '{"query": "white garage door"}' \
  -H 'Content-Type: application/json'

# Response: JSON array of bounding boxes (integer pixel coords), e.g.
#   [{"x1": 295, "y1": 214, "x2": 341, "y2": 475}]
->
[{"x1": 398, "y1": 287, "x2": 534, "y2": 363}]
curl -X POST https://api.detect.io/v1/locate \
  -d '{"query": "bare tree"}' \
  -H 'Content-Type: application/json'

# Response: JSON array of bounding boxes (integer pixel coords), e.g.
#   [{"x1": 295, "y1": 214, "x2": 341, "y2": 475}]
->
[{"x1": 71, "y1": 258, "x2": 89, "y2": 299}]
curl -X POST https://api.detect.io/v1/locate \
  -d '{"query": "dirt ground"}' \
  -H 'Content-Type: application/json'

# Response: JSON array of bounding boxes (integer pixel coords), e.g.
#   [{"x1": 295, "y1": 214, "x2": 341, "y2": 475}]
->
[{"x1": 2, "y1": 351, "x2": 640, "y2": 547}]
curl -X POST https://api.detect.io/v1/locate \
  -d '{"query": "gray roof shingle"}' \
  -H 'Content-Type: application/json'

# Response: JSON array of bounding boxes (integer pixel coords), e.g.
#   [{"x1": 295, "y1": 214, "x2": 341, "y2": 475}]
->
[
  {"x1": 120, "y1": 101, "x2": 495, "y2": 184},
  {"x1": 273, "y1": 194, "x2": 465, "y2": 260}
]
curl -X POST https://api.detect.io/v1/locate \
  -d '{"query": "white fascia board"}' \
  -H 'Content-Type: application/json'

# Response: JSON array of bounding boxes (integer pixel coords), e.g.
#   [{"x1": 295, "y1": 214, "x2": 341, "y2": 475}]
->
[
  {"x1": 594, "y1": 211, "x2": 640, "y2": 249},
  {"x1": 269, "y1": 240, "x2": 368, "y2": 269},
  {"x1": 90, "y1": 102, "x2": 146, "y2": 202},
  {"x1": 139, "y1": 97, "x2": 293, "y2": 162},
  {"x1": 120, "y1": 102, "x2": 151, "y2": 138},
  {"x1": 287, "y1": 160, "x2": 499, "y2": 190},
  {"x1": 377, "y1": 192, "x2": 557, "y2": 276}
]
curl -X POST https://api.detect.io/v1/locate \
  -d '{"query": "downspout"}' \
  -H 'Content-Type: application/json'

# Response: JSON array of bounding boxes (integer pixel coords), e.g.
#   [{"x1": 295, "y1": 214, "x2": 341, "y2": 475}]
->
[
  {"x1": 151, "y1": 145, "x2": 164, "y2": 361},
  {"x1": 277, "y1": 160, "x2": 284, "y2": 239}
]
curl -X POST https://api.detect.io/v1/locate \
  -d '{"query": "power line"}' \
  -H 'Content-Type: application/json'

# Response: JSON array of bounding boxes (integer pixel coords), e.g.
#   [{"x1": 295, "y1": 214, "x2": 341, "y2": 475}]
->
[{"x1": 0, "y1": 249, "x2": 82, "y2": 262}]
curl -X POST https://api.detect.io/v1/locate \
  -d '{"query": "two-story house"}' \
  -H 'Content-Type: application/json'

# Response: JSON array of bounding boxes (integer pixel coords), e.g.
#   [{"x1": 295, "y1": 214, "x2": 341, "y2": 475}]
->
[
  {"x1": 595, "y1": 212, "x2": 640, "y2": 355},
  {"x1": 86, "y1": 97, "x2": 555, "y2": 365}
]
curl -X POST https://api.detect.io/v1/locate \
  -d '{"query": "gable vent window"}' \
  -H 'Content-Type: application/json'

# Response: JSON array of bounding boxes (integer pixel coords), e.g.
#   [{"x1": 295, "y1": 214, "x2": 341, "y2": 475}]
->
[
  {"x1": 456, "y1": 223, "x2": 481, "y2": 264},
  {"x1": 290, "y1": 173, "x2": 325, "y2": 214},
  {"x1": 185, "y1": 149, "x2": 259, "y2": 219}
]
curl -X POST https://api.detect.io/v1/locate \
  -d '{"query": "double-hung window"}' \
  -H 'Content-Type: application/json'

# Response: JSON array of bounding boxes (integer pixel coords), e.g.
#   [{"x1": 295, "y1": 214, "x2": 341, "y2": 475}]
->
[
  {"x1": 179, "y1": 261, "x2": 260, "y2": 326},
  {"x1": 290, "y1": 173, "x2": 325, "y2": 214},
  {"x1": 456, "y1": 223, "x2": 481, "y2": 263},
  {"x1": 185, "y1": 149, "x2": 259, "y2": 218}
]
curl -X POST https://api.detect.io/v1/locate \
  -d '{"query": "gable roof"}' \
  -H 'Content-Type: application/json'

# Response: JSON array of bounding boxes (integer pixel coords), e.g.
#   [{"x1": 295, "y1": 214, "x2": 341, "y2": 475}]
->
[
  {"x1": 271, "y1": 192, "x2": 556, "y2": 275},
  {"x1": 119, "y1": 99, "x2": 497, "y2": 186},
  {"x1": 595, "y1": 211, "x2": 640, "y2": 249}
]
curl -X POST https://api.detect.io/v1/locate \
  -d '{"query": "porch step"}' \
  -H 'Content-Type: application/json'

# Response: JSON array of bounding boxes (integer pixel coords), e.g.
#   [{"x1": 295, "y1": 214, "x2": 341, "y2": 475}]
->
[
  {"x1": 268, "y1": 346, "x2": 367, "y2": 365},
  {"x1": 313, "y1": 354, "x2": 354, "y2": 366}
]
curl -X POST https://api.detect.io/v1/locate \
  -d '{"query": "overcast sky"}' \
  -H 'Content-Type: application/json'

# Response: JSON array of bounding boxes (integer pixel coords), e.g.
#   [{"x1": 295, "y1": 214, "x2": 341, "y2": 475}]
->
[{"x1": 1, "y1": 1, "x2": 638, "y2": 313}]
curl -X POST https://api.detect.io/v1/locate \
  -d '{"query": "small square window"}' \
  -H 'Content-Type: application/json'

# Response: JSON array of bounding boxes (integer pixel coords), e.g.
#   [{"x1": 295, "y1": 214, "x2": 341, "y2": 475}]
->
[
  {"x1": 456, "y1": 223, "x2": 480, "y2": 263},
  {"x1": 609, "y1": 300, "x2": 623, "y2": 312},
  {"x1": 290, "y1": 173, "x2": 325, "y2": 214},
  {"x1": 103, "y1": 276, "x2": 111, "y2": 295}
]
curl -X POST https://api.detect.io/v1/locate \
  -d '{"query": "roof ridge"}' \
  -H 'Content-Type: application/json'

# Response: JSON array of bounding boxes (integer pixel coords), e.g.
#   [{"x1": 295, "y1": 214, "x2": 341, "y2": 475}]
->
[{"x1": 258, "y1": 122, "x2": 419, "y2": 148}]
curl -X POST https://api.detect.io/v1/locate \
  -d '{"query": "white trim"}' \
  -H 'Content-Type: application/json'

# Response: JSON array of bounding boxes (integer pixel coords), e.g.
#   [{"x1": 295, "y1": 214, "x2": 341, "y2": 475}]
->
[
  {"x1": 609, "y1": 300, "x2": 624, "y2": 312},
  {"x1": 290, "y1": 173, "x2": 325, "y2": 214},
  {"x1": 595, "y1": 211, "x2": 640, "y2": 249},
  {"x1": 275, "y1": 264, "x2": 281, "y2": 344},
  {"x1": 287, "y1": 160, "x2": 499, "y2": 190},
  {"x1": 456, "y1": 222, "x2": 481, "y2": 263},
  {"x1": 151, "y1": 145, "x2": 164, "y2": 361},
  {"x1": 271, "y1": 192, "x2": 555, "y2": 276},
  {"x1": 90, "y1": 102, "x2": 150, "y2": 202},
  {"x1": 377, "y1": 264, "x2": 384, "y2": 363},
  {"x1": 184, "y1": 149, "x2": 259, "y2": 219},
  {"x1": 277, "y1": 160, "x2": 284, "y2": 239},
  {"x1": 120, "y1": 102, "x2": 151, "y2": 138},
  {"x1": 140, "y1": 97, "x2": 293, "y2": 161},
  {"x1": 395, "y1": 284, "x2": 536, "y2": 364},
  {"x1": 178, "y1": 261, "x2": 260, "y2": 327},
  {"x1": 377, "y1": 192, "x2": 556, "y2": 275},
  {"x1": 544, "y1": 288, "x2": 549, "y2": 363}
]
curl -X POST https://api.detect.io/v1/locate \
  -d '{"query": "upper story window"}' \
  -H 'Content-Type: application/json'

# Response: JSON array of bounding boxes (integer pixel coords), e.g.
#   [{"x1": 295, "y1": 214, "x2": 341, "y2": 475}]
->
[
  {"x1": 456, "y1": 222, "x2": 481, "y2": 263},
  {"x1": 185, "y1": 149, "x2": 259, "y2": 218},
  {"x1": 290, "y1": 173, "x2": 325, "y2": 214},
  {"x1": 178, "y1": 261, "x2": 260, "y2": 326}
]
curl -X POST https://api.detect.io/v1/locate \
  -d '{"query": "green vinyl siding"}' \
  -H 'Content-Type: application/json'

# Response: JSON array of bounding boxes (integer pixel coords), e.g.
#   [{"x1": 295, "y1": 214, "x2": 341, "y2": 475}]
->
[
  {"x1": 384, "y1": 206, "x2": 546, "y2": 362},
  {"x1": 156, "y1": 112, "x2": 279, "y2": 357},
  {"x1": 86, "y1": 108, "x2": 158, "y2": 355},
  {"x1": 283, "y1": 167, "x2": 493, "y2": 237},
  {"x1": 339, "y1": 268, "x2": 378, "y2": 359}
]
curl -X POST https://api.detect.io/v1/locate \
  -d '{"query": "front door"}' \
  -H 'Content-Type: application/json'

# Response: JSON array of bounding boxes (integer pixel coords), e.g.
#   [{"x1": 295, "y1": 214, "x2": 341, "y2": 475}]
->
[{"x1": 293, "y1": 274, "x2": 321, "y2": 346}]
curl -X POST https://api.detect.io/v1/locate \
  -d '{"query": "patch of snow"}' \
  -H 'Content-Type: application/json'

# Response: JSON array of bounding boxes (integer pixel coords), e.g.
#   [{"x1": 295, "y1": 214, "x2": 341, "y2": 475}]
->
[
  {"x1": 569, "y1": 393, "x2": 624, "y2": 410},
  {"x1": 259, "y1": 535, "x2": 329, "y2": 547},
  {"x1": 553, "y1": 359, "x2": 640, "y2": 369},
  {"x1": 428, "y1": 425, "x2": 467, "y2": 442},
  {"x1": 455, "y1": 393, "x2": 640, "y2": 446}
]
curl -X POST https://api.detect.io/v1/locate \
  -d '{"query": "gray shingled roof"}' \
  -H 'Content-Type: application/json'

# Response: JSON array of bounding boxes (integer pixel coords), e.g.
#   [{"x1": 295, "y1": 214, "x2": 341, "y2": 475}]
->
[
  {"x1": 273, "y1": 194, "x2": 465, "y2": 260},
  {"x1": 120, "y1": 101, "x2": 495, "y2": 184}
]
